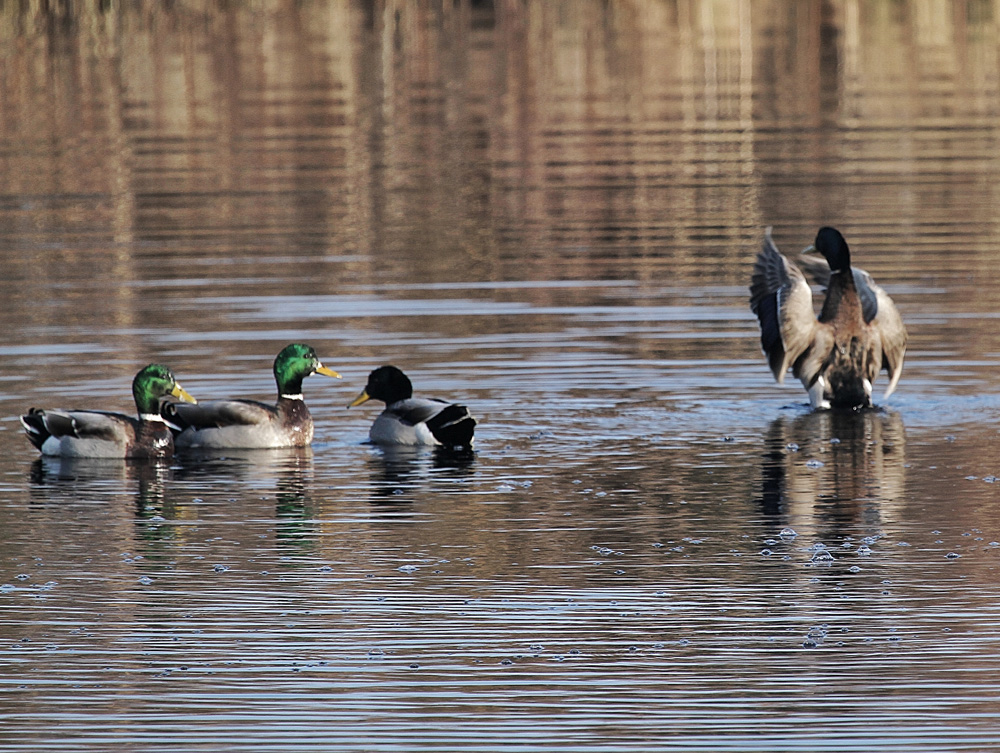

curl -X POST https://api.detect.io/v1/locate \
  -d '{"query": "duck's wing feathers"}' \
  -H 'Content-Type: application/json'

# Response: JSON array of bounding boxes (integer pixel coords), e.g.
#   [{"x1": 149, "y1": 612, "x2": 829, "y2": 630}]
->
[
  {"x1": 22, "y1": 409, "x2": 135, "y2": 446},
  {"x1": 854, "y1": 268, "x2": 908, "y2": 397},
  {"x1": 750, "y1": 229, "x2": 818, "y2": 383},
  {"x1": 387, "y1": 398, "x2": 477, "y2": 447},
  {"x1": 163, "y1": 399, "x2": 276, "y2": 431}
]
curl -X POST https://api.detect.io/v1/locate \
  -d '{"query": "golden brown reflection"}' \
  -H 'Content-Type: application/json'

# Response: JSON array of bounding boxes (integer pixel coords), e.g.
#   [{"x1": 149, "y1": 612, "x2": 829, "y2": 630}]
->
[
  {"x1": 2, "y1": 0, "x2": 999, "y2": 278},
  {"x1": 1, "y1": 0, "x2": 999, "y2": 392},
  {"x1": 756, "y1": 409, "x2": 907, "y2": 536}
]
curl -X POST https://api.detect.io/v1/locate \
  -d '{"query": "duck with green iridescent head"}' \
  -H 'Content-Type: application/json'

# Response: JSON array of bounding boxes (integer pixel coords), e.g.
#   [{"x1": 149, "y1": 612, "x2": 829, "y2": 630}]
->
[
  {"x1": 21, "y1": 364, "x2": 197, "y2": 459},
  {"x1": 162, "y1": 343, "x2": 340, "y2": 449}
]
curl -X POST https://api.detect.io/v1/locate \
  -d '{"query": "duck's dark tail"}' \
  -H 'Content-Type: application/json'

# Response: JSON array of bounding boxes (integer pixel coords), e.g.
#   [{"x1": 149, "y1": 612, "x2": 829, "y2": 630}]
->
[
  {"x1": 426, "y1": 405, "x2": 477, "y2": 448},
  {"x1": 20, "y1": 409, "x2": 51, "y2": 450}
]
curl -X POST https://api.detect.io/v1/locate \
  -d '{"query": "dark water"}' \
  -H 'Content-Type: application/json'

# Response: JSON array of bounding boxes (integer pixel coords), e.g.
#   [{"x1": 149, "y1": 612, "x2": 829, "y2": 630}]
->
[{"x1": 3, "y1": 1, "x2": 1000, "y2": 750}]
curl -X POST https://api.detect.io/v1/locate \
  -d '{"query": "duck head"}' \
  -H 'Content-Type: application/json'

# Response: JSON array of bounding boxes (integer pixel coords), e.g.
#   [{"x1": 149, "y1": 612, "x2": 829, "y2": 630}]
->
[
  {"x1": 809, "y1": 226, "x2": 852, "y2": 274},
  {"x1": 348, "y1": 365, "x2": 413, "y2": 407},
  {"x1": 273, "y1": 343, "x2": 341, "y2": 397},
  {"x1": 133, "y1": 364, "x2": 196, "y2": 416}
]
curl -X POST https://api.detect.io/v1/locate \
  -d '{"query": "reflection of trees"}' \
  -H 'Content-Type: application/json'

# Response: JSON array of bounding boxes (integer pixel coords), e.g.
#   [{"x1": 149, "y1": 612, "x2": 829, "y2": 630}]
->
[
  {"x1": 3, "y1": 0, "x2": 998, "y2": 289},
  {"x1": 756, "y1": 410, "x2": 907, "y2": 537},
  {"x1": 3, "y1": 0, "x2": 999, "y2": 382}
]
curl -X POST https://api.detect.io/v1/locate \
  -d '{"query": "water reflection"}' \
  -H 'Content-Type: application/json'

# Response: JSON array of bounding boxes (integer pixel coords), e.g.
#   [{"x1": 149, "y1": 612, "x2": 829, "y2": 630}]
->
[
  {"x1": 757, "y1": 409, "x2": 906, "y2": 535},
  {"x1": 365, "y1": 445, "x2": 476, "y2": 504},
  {"x1": 28, "y1": 456, "x2": 171, "y2": 510}
]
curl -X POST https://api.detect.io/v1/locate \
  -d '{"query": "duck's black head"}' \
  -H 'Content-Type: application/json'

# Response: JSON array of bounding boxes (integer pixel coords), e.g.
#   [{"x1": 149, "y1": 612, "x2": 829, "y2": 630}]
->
[
  {"x1": 348, "y1": 365, "x2": 413, "y2": 407},
  {"x1": 814, "y1": 226, "x2": 852, "y2": 273}
]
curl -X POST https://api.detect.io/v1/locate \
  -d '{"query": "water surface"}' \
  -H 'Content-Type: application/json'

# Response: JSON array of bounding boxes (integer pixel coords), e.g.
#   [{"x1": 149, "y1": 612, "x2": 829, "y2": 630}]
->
[{"x1": 2, "y1": 2, "x2": 1000, "y2": 751}]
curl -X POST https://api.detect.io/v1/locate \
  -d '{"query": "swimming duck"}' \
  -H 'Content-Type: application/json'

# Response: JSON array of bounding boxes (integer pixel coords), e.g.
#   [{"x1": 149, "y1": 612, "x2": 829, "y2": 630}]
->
[
  {"x1": 162, "y1": 343, "x2": 340, "y2": 449},
  {"x1": 348, "y1": 366, "x2": 477, "y2": 447},
  {"x1": 21, "y1": 364, "x2": 196, "y2": 459},
  {"x1": 749, "y1": 226, "x2": 907, "y2": 409}
]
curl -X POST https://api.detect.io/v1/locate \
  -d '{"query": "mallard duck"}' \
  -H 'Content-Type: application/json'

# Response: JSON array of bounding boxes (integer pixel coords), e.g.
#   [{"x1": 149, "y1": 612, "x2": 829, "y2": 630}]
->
[
  {"x1": 348, "y1": 365, "x2": 477, "y2": 447},
  {"x1": 750, "y1": 226, "x2": 907, "y2": 409},
  {"x1": 162, "y1": 343, "x2": 340, "y2": 449},
  {"x1": 21, "y1": 364, "x2": 196, "y2": 459}
]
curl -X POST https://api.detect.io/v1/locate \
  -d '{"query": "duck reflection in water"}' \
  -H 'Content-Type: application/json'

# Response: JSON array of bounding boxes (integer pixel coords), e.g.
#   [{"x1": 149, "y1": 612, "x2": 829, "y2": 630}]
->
[
  {"x1": 29, "y1": 456, "x2": 171, "y2": 516},
  {"x1": 367, "y1": 445, "x2": 475, "y2": 504},
  {"x1": 756, "y1": 409, "x2": 906, "y2": 533},
  {"x1": 170, "y1": 448, "x2": 318, "y2": 553}
]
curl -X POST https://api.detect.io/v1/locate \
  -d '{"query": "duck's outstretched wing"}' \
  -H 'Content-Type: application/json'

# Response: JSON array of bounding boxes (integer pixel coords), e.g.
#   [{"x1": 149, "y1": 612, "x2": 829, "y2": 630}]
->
[
  {"x1": 854, "y1": 269, "x2": 907, "y2": 397},
  {"x1": 750, "y1": 228, "x2": 819, "y2": 384},
  {"x1": 163, "y1": 399, "x2": 275, "y2": 430}
]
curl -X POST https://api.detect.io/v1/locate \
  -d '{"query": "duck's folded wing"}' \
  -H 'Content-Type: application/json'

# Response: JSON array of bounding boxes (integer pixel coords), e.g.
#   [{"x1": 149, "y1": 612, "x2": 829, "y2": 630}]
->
[
  {"x1": 388, "y1": 398, "x2": 449, "y2": 427},
  {"x1": 49, "y1": 409, "x2": 134, "y2": 443},
  {"x1": 854, "y1": 269, "x2": 907, "y2": 397},
  {"x1": 750, "y1": 229, "x2": 818, "y2": 383},
  {"x1": 164, "y1": 400, "x2": 272, "y2": 430},
  {"x1": 389, "y1": 398, "x2": 476, "y2": 446}
]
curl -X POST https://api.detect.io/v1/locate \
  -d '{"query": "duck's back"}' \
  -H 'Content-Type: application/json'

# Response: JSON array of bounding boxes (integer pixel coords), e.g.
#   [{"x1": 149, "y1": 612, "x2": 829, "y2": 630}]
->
[{"x1": 372, "y1": 398, "x2": 476, "y2": 447}]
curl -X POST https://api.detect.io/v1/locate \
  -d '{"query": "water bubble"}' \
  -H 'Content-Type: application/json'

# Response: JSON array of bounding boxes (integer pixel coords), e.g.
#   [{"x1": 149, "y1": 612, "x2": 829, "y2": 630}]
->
[
  {"x1": 810, "y1": 551, "x2": 835, "y2": 564},
  {"x1": 829, "y1": 437, "x2": 841, "y2": 444},
  {"x1": 319, "y1": 565, "x2": 333, "y2": 572},
  {"x1": 786, "y1": 443, "x2": 800, "y2": 452},
  {"x1": 856, "y1": 545, "x2": 872, "y2": 556},
  {"x1": 138, "y1": 576, "x2": 154, "y2": 586},
  {"x1": 0, "y1": 584, "x2": 15, "y2": 593},
  {"x1": 529, "y1": 644, "x2": 544, "y2": 652},
  {"x1": 945, "y1": 552, "x2": 961, "y2": 559},
  {"x1": 397, "y1": 565, "x2": 419, "y2": 574},
  {"x1": 213, "y1": 564, "x2": 229, "y2": 573},
  {"x1": 779, "y1": 528, "x2": 797, "y2": 540},
  {"x1": 805, "y1": 459, "x2": 825, "y2": 469},
  {"x1": 500, "y1": 658, "x2": 513, "y2": 666},
  {"x1": 760, "y1": 549, "x2": 773, "y2": 556},
  {"x1": 15, "y1": 574, "x2": 29, "y2": 581},
  {"x1": 984, "y1": 476, "x2": 997, "y2": 484},
  {"x1": 848, "y1": 565, "x2": 862, "y2": 573}
]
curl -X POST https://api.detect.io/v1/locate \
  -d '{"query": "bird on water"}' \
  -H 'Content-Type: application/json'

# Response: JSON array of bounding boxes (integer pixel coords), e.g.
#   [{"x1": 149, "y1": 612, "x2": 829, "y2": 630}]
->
[
  {"x1": 348, "y1": 365, "x2": 477, "y2": 448},
  {"x1": 749, "y1": 226, "x2": 907, "y2": 410}
]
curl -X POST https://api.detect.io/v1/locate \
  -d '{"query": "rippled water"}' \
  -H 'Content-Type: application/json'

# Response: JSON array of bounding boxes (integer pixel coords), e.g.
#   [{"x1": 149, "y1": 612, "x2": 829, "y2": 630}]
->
[{"x1": 2, "y1": 1, "x2": 1000, "y2": 751}]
